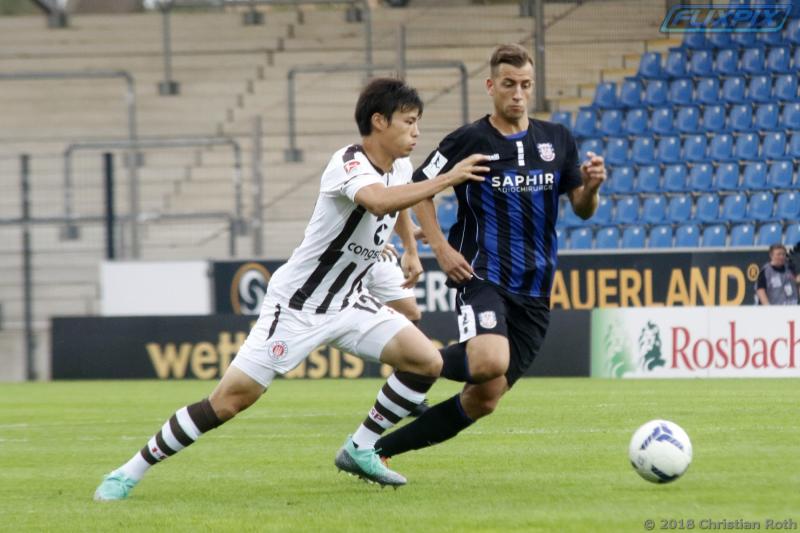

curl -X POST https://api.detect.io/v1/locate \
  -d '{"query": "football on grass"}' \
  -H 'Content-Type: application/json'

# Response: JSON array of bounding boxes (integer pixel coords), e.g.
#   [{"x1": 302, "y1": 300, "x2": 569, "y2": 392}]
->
[{"x1": 628, "y1": 419, "x2": 692, "y2": 484}]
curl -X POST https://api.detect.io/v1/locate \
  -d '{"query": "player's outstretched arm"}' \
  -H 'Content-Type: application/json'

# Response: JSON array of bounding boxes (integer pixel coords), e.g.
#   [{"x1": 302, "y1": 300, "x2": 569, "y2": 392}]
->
[
  {"x1": 414, "y1": 198, "x2": 474, "y2": 284},
  {"x1": 568, "y1": 151, "x2": 607, "y2": 220}
]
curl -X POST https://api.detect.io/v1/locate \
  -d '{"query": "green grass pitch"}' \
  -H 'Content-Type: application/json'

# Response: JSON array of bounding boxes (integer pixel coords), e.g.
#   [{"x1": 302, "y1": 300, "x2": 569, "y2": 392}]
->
[{"x1": 1, "y1": 378, "x2": 798, "y2": 532}]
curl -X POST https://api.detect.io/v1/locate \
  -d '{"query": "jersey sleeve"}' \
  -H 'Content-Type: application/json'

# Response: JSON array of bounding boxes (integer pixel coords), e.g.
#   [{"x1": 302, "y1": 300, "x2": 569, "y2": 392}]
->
[
  {"x1": 756, "y1": 268, "x2": 768, "y2": 291},
  {"x1": 558, "y1": 125, "x2": 583, "y2": 195},
  {"x1": 412, "y1": 128, "x2": 469, "y2": 183},
  {"x1": 322, "y1": 150, "x2": 383, "y2": 202}
]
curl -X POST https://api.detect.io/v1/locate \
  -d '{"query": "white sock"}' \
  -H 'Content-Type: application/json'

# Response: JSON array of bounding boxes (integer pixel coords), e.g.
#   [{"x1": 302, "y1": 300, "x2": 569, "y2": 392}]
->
[{"x1": 117, "y1": 452, "x2": 151, "y2": 481}]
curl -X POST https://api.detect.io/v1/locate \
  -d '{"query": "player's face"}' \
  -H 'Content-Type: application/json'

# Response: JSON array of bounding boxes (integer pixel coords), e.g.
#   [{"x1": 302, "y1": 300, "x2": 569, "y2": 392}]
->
[
  {"x1": 487, "y1": 62, "x2": 534, "y2": 123},
  {"x1": 770, "y1": 248, "x2": 787, "y2": 266},
  {"x1": 383, "y1": 108, "x2": 420, "y2": 158}
]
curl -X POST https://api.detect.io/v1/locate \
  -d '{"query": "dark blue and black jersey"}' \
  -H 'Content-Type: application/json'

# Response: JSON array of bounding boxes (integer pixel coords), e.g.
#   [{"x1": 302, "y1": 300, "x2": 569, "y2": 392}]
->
[{"x1": 412, "y1": 115, "x2": 582, "y2": 298}]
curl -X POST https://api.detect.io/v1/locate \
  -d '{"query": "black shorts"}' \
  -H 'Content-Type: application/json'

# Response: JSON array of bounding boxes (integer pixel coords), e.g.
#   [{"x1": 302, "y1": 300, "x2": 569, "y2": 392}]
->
[{"x1": 455, "y1": 278, "x2": 550, "y2": 387}]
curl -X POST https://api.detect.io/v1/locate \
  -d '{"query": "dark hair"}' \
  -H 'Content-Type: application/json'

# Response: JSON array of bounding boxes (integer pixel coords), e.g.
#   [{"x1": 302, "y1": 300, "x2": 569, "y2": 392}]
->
[
  {"x1": 354, "y1": 78, "x2": 423, "y2": 136},
  {"x1": 769, "y1": 243, "x2": 787, "y2": 254},
  {"x1": 490, "y1": 44, "x2": 534, "y2": 77}
]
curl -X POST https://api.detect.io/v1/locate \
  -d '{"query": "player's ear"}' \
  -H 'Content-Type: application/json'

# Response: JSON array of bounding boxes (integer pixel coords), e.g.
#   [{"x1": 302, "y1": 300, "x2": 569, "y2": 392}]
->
[
  {"x1": 371, "y1": 112, "x2": 388, "y2": 132},
  {"x1": 485, "y1": 77, "x2": 494, "y2": 96}
]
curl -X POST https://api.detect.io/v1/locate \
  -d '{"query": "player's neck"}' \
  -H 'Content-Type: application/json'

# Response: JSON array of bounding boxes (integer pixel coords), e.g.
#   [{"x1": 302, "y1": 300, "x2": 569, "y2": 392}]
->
[
  {"x1": 489, "y1": 113, "x2": 529, "y2": 136},
  {"x1": 361, "y1": 137, "x2": 394, "y2": 173}
]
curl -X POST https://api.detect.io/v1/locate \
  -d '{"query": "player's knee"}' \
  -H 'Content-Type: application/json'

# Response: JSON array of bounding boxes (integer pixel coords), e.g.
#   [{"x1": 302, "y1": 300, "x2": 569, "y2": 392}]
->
[
  {"x1": 468, "y1": 357, "x2": 508, "y2": 383},
  {"x1": 211, "y1": 392, "x2": 258, "y2": 421},
  {"x1": 418, "y1": 349, "x2": 443, "y2": 377},
  {"x1": 462, "y1": 393, "x2": 500, "y2": 419}
]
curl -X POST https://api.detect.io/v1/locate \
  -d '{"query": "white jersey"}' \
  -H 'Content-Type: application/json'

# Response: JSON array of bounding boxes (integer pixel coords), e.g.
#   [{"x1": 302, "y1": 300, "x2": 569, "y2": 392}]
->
[{"x1": 267, "y1": 144, "x2": 413, "y2": 315}]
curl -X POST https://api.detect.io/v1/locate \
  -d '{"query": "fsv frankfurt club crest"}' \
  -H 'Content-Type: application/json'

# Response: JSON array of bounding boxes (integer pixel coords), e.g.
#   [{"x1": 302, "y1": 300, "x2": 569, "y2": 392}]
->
[{"x1": 537, "y1": 143, "x2": 555, "y2": 162}]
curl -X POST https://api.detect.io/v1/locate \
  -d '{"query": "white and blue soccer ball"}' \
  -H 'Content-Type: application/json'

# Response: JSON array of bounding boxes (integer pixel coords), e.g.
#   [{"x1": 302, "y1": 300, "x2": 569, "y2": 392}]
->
[{"x1": 628, "y1": 419, "x2": 693, "y2": 484}]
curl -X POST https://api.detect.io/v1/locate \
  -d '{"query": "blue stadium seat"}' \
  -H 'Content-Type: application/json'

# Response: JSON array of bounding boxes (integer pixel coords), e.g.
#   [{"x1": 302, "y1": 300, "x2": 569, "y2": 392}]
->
[
  {"x1": 437, "y1": 200, "x2": 458, "y2": 232},
  {"x1": 569, "y1": 227, "x2": 593, "y2": 249},
  {"x1": 785, "y1": 224, "x2": 800, "y2": 247},
  {"x1": 714, "y1": 48, "x2": 739, "y2": 76},
  {"x1": 700, "y1": 104, "x2": 725, "y2": 132},
  {"x1": 780, "y1": 102, "x2": 800, "y2": 130},
  {"x1": 708, "y1": 31, "x2": 733, "y2": 50},
  {"x1": 623, "y1": 108, "x2": 648, "y2": 135},
  {"x1": 728, "y1": 104, "x2": 753, "y2": 132},
  {"x1": 608, "y1": 165, "x2": 635, "y2": 194},
  {"x1": 722, "y1": 193, "x2": 748, "y2": 222},
  {"x1": 747, "y1": 191, "x2": 775, "y2": 221},
  {"x1": 788, "y1": 134, "x2": 800, "y2": 159},
  {"x1": 762, "y1": 130, "x2": 787, "y2": 160},
  {"x1": 696, "y1": 77, "x2": 720, "y2": 105},
  {"x1": 622, "y1": 225, "x2": 646, "y2": 249},
  {"x1": 756, "y1": 222, "x2": 783, "y2": 246},
  {"x1": 649, "y1": 225, "x2": 673, "y2": 248},
  {"x1": 593, "y1": 196, "x2": 614, "y2": 225},
  {"x1": 675, "y1": 106, "x2": 700, "y2": 133},
  {"x1": 734, "y1": 132, "x2": 759, "y2": 160},
  {"x1": 642, "y1": 196, "x2": 667, "y2": 224},
  {"x1": 715, "y1": 162, "x2": 740, "y2": 190},
  {"x1": 695, "y1": 193, "x2": 720, "y2": 223},
  {"x1": 675, "y1": 224, "x2": 700, "y2": 247},
  {"x1": 688, "y1": 49, "x2": 713, "y2": 76},
  {"x1": 722, "y1": 76, "x2": 747, "y2": 104},
  {"x1": 637, "y1": 52, "x2": 664, "y2": 79},
  {"x1": 619, "y1": 78, "x2": 643, "y2": 108},
  {"x1": 754, "y1": 103, "x2": 780, "y2": 130},
  {"x1": 756, "y1": 28, "x2": 783, "y2": 47},
  {"x1": 596, "y1": 226, "x2": 621, "y2": 249},
  {"x1": 702, "y1": 224, "x2": 727, "y2": 247},
  {"x1": 550, "y1": 110, "x2": 572, "y2": 129},
  {"x1": 668, "y1": 78, "x2": 693, "y2": 106},
  {"x1": 599, "y1": 109, "x2": 624, "y2": 136},
  {"x1": 635, "y1": 165, "x2": 661, "y2": 193},
  {"x1": 615, "y1": 196, "x2": 640, "y2": 224},
  {"x1": 664, "y1": 50, "x2": 687, "y2": 78},
  {"x1": 709, "y1": 133, "x2": 736, "y2": 162},
  {"x1": 682, "y1": 31, "x2": 708, "y2": 50},
  {"x1": 741, "y1": 46, "x2": 766, "y2": 75},
  {"x1": 631, "y1": 136, "x2": 656, "y2": 165},
  {"x1": 786, "y1": 18, "x2": 800, "y2": 46},
  {"x1": 767, "y1": 161, "x2": 794, "y2": 189},
  {"x1": 668, "y1": 194, "x2": 693, "y2": 223},
  {"x1": 644, "y1": 80, "x2": 668, "y2": 107},
  {"x1": 731, "y1": 31, "x2": 756, "y2": 48},
  {"x1": 605, "y1": 137, "x2": 628, "y2": 166},
  {"x1": 774, "y1": 74, "x2": 798, "y2": 102},
  {"x1": 689, "y1": 163, "x2": 714, "y2": 191},
  {"x1": 683, "y1": 134, "x2": 708, "y2": 163},
  {"x1": 748, "y1": 75, "x2": 772, "y2": 104},
  {"x1": 742, "y1": 162, "x2": 768, "y2": 190},
  {"x1": 730, "y1": 224, "x2": 755, "y2": 246},
  {"x1": 556, "y1": 226, "x2": 566, "y2": 245},
  {"x1": 657, "y1": 135, "x2": 681, "y2": 164},
  {"x1": 574, "y1": 108, "x2": 597, "y2": 138},
  {"x1": 766, "y1": 46, "x2": 792, "y2": 74},
  {"x1": 579, "y1": 138, "x2": 604, "y2": 158},
  {"x1": 651, "y1": 106, "x2": 674, "y2": 135},
  {"x1": 593, "y1": 81, "x2": 619, "y2": 109},
  {"x1": 563, "y1": 206, "x2": 586, "y2": 228},
  {"x1": 776, "y1": 191, "x2": 800, "y2": 221},
  {"x1": 663, "y1": 164, "x2": 688, "y2": 192}
]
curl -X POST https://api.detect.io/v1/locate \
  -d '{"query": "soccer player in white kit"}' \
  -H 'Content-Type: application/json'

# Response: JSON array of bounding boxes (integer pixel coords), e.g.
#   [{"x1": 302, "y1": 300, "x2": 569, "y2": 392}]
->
[{"x1": 93, "y1": 78, "x2": 489, "y2": 499}]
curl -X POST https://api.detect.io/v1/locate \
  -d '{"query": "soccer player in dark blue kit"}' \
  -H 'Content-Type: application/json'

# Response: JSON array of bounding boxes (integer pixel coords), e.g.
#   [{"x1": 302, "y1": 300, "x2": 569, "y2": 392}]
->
[{"x1": 374, "y1": 44, "x2": 607, "y2": 461}]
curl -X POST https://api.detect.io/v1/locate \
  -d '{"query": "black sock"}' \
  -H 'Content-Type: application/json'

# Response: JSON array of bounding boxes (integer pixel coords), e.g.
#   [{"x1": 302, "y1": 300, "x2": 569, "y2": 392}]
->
[
  {"x1": 374, "y1": 394, "x2": 474, "y2": 458},
  {"x1": 440, "y1": 343, "x2": 472, "y2": 383}
]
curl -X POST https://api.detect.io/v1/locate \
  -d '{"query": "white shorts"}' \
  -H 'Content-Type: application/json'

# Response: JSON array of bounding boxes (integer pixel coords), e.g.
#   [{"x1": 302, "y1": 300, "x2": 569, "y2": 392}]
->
[
  {"x1": 231, "y1": 291, "x2": 411, "y2": 387},
  {"x1": 365, "y1": 258, "x2": 415, "y2": 304}
]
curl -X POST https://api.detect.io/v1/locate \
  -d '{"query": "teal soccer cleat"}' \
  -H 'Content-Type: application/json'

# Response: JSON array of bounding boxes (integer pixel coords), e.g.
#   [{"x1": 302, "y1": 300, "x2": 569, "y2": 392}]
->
[
  {"x1": 93, "y1": 472, "x2": 138, "y2": 501},
  {"x1": 334, "y1": 436, "x2": 407, "y2": 487}
]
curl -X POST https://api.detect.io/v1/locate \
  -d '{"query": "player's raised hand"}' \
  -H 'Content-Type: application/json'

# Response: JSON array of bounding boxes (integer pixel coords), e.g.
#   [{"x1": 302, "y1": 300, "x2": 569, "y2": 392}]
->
[
  {"x1": 434, "y1": 242, "x2": 474, "y2": 284},
  {"x1": 580, "y1": 151, "x2": 607, "y2": 190},
  {"x1": 400, "y1": 252, "x2": 423, "y2": 289},
  {"x1": 445, "y1": 154, "x2": 490, "y2": 186},
  {"x1": 380, "y1": 243, "x2": 400, "y2": 261}
]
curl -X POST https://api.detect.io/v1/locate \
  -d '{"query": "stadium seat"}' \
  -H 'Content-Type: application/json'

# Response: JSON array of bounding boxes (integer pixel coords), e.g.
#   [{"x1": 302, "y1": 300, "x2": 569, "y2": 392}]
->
[
  {"x1": 696, "y1": 77, "x2": 720, "y2": 105},
  {"x1": 615, "y1": 196, "x2": 640, "y2": 224},
  {"x1": 608, "y1": 165, "x2": 635, "y2": 194},
  {"x1": 599, "y1": 109, "x2": 624, "y2": 136},
  {"x1": 709, "y1": 134, "x2": 735, "y2": 162},
  {"x1": 579, "y1": 138, "x2": 604, "y2": 158},
  {"x1": 734, "y1": 133, "x2": 759, "y2": 161},
  {"x1": 563, "y1": 206, "x2": 586, "y2": 228},
  {"x1": 786, "y1": 17, "x2": 800, "y2": 45},
  {"x1": 722, "y1": 193, "x2": 748, "y2": 222},
  {"x1": 730, "y1": 224, "x2": 755, "y2": 246},
  {"x1": 689, "y1": 49, "x2": 713, "y2": 77},
  {"x1": 708, "y1": 31, "x2": 733, "y2": 49},
  {"x1": 569, "y1": 227, "x2": 593, "y2": 249},
  {"x1": 766, "y1": 46, "x2": 791, "y2": 74},
  {"x1": 741, "y1": 47, "x2": 766, "y2": 75},
  {"x1": 714, "y1": 48, "x2": 739, "y2": 76},
  {"x1": 788, "y1": 134, "x2": 800, "y2": 159},
  {"x1": 663, "y1": 164, "x2": 688, "y2": 192},
  {"x1": 695, "y1": 193, "x2": 720, "y2": 223},
  {"x1": 762, "y1": 131, "x2": 787, "y2": 160},
  {"x1": 722, "y1": 76, "x2": 747, "y2": 104},
  {"x1": 550, "y1": 110, "x2": 572, "y2": 129},
  {"x1": 774, "y1": 74, "x2": 798, "y2": 102},
  {"x1": 756, "y1": 222, "x2": 783, "y2": 246},
  {"x1": 605, "y1": 137, "x2": 629, "y2": 166},
  {"x1": 651, "y1": 106, "x2": 674, "y2": 135},
  {"x1": 715, "y1": 162, "x2": 740, "y2": 190},
  {"x1": 668, "y1": 194, "x2": 693, "y2": 223},
  {"x1": 644, "y1": 80, "x2": 668, "y2": 107},
  {"x1": 702, "y1": 224, "x2": 727, "y2": 247},
  {"x1": 635, "y1": 165, "x2": 661, "y2": 193},
  {"x1": 779, "y1": 102, "x2": 800, "y2": 130},
  {"x1": 776, "y1": 191, "x2": 800, "y2": 221},
  {"x1": 683, "y1": 134, "x2": 708, "y2": 163},
  {"x1": 682, "y1": 31, "x2": 708, "y2": 50},
  {"x1": 623, "y1": 108, "x2": 648, "y2": 135},
  {"x1": 700, "y1": 104, "x2": 725, "y2": 132},
  {"x1": 619, "y1": 78, "x2": 643, "y2": 108},
  {"x1": 593, "y1": 196, "x2": 614, "y2": 225},
  {"x1": 688, "y1": 163, "x2": 714, "y2": 191},
  {"x1": 668, "y1": 78, "x2": 693, "y2": 106},
  {"x1": 747, "y1": 192, "x2": 775, "y2": 221},
  {"x1": 596, "y1": 226, "x2": 620, "y2": 249},
  {"x1": 437, "y1": 200, "x2": 458, "y2": 232},
  {"x1": 754, "y1": 103, "x2": 779, "y2": 130},
  {"x1": 631, "y1": 136, "x2": 656, "y2": 165},
  {"x1": 731, "y1": 31, "x2": 756, "y2": 48},
  {"x1": 649, "y1": 225, "x2": 673, "y2": 248},
  {"x1": 637, "y1": 52, "x2": 664, "y2": 79},
  {"x1": 593, "y1": 81, "x2": 619, "y2": 109},
  {"x1": 675, "y1": 106, "x2": 700, "y2": 133},
  {"x1": 728, "y1": 104, "x2": 753, "y2": 132},
  {"x1": 642, "y1": 196, "x2": 667, "y2": 224},
  {"x1": 747, "y1": 75, "x2": 772, "y2": 104},
  {"x1": 657, "y1": 135, "x2": 681, "y2": 164},
  {"x1": 767, "y1": 161, "x2": 794, "y2": 189},
  {"x1": 756, "y1": 28, "x2": 783, "y2": 47},
  {"x1": 742, "y1": 162, "x2": 768, "y2": 190},
  {"x1": 574, "y1": 109, "x2": 597, "y2": 138},
  {"x1": 664, "y1": 50, "x2": 687, "y2": 78},
  {"x1": 622, "y1": 225, "x2": 646, "y2": 249},
  {"x1": 556, "y1": 226, "x2": 566, "y2": 245},
  {"x1": 785, "y1": 224, "x2": 800, "y2": 248},
  {"x1": 675, "y1": 224, "x2": 700, "y2": 247}
]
